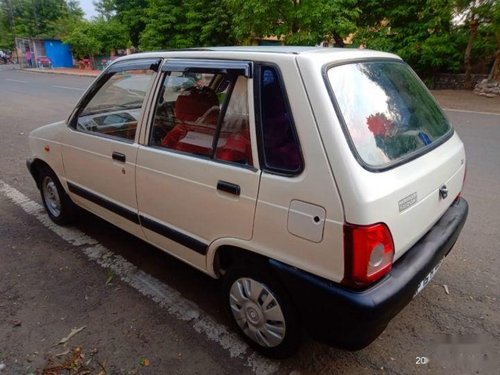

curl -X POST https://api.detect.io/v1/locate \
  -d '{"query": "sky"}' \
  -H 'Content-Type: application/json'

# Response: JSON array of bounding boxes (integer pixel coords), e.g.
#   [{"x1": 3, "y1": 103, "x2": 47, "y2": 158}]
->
[{"x1": 79, "y1": 0, "x2": 98, "y2": 20}]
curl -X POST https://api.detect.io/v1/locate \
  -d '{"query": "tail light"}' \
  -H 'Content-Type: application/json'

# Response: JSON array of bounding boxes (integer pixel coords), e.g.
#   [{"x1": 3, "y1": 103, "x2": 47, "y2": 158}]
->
[{"x1": 343, "y1": 223, "x2": 394, "y2": 288}]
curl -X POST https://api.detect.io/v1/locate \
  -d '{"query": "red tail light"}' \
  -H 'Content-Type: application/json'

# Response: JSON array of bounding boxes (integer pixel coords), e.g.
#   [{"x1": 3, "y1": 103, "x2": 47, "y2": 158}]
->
[{"x1": 343, "y1": 223, "x2": 394, "y2": 288}]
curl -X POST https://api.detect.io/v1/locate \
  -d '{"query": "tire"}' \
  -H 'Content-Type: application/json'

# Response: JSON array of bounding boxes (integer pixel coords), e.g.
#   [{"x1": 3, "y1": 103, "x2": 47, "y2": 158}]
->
[
  {"x1": 38, "y1": 166, "x2": 75, "y2": 225},
  {"x1": 223, "y1": 261, "x2": 301, "y2": 358}
]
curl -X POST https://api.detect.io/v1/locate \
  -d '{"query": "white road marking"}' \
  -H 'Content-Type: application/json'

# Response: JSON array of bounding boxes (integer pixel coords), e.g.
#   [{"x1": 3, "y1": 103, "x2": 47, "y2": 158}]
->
[
  {"x1": 0, "y1": 180, "x2": 278, "y2": 375},
  {"x1": 443, "y1": 107, "x2": 500, "y2": 116},
  {"x1": 52, "y1": 85, "x2": 86, "y2": 91},
  {"x1": 6, "y1": 79, "x2": 27, "y2": 83}
]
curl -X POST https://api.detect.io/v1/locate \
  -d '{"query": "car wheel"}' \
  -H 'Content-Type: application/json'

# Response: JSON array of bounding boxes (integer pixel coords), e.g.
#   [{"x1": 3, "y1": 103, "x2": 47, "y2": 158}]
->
[
  {"x1": 223, "y1": 262, "x2": 301, "y2": 358},
  {"x1": 39, "y1": 166, "x2": 75, "y2": 225}
]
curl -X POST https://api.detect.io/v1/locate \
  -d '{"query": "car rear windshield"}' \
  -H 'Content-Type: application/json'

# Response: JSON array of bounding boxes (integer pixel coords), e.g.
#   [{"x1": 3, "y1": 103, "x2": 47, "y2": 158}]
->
[{"x1": 327, "y1": 61, "x2": 451, "y2": 168}]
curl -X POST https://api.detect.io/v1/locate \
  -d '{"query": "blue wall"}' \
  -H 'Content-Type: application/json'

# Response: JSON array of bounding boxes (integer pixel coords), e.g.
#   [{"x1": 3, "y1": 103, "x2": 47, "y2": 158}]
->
[{"x1": 44, "y1": 40, "x2": 73, "y2": 68}]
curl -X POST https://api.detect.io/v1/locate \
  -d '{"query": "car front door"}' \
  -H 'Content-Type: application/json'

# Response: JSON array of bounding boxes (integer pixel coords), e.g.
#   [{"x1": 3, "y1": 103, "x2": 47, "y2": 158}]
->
[
  {"x1": 62, "y1": 59, "x2": 160, "y2": 237},
  {"x1": 136, "y1": 60, "x2": 260, "y2": 271}
]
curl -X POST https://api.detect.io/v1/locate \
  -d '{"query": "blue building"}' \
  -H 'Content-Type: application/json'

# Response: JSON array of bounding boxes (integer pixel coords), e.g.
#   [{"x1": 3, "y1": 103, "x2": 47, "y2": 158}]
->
[{"x1": 15, "y1": 38, "x2": 74, "y2": 68}]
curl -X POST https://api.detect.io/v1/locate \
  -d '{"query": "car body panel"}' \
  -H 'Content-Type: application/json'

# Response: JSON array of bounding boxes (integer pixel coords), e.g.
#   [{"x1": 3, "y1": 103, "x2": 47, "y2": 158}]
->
[{"x1": 28, "y1": 121, "x2": 67, "y2": 184}]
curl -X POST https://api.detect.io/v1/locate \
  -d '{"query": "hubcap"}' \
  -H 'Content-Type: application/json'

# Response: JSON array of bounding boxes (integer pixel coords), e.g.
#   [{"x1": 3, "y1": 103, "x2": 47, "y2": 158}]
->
[
  {"x1": 229, "y1": 277, "x2": 286, "y2": 348},
  {"x1": 42, "y1": 176, "x2": 61, "y2": 217}
]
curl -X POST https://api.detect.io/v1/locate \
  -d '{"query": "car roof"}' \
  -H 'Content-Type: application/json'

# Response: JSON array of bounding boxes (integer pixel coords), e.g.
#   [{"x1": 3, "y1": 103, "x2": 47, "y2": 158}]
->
[{"x1": 114, "y1": 46, "x2": 400, "y2": 63}]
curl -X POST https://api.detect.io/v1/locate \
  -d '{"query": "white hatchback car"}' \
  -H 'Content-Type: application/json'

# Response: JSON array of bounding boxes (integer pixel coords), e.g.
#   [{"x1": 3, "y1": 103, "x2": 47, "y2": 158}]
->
[{"x1": 27, "y1": 47, "x2": 468, "y2": 358}]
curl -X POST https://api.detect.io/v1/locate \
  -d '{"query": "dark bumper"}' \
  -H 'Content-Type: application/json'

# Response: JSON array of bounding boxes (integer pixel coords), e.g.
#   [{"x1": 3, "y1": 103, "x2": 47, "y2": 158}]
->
[{"x1": 269, "y1": 198, "x2": 469, "y2": 350}]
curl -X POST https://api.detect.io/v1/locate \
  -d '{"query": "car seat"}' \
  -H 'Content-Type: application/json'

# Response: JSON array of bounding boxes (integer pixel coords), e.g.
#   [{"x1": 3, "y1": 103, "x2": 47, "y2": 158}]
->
[{"x1": 161, "y1": 87, "x2": 220, "y2": 153}]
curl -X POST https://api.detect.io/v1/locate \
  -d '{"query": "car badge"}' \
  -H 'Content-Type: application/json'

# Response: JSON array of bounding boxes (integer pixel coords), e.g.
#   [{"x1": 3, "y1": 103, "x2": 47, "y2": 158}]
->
[{"x1": 399, "y1": 192, "x2": 417, "y2": 212}]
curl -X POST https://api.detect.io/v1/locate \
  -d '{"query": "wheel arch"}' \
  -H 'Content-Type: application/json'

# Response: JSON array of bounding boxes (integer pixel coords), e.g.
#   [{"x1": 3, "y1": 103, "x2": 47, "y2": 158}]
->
[
  {"x1": 209, "y1": 243, "x2": 271, "y2": 278},
  {"x1": 28, "y1": 158, "x2": 54, "y2": 189}
]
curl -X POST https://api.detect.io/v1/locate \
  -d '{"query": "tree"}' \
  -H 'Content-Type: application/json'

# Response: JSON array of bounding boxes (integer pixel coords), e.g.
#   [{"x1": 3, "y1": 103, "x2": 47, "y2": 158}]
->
[
  {"x1": 63, "y1": 21, "x2": 102, "y2": 60},
  {"x1": 139, "y1": 0, "x2": 185, "y2": 49},
  {"x1": 0, "y1": 0, "x2": 84, "y2": 42},
  {"x1": 183, "y1": 0, "x2": 236, "y2": 46},
  {"x1": 15, "y1": 0, "x2": 75, "y2": 37},
  {"x1": 490, "y1": 1, "x2": 500, "y2": 81},
  {"x1": 63, "y1": 18, "x2": 129, "y2": 63},
  {"x1": 114, "y1": 0, "x2": 148, "y2": 47},
  {"x1": 47, "y1": 0, "x2": 84, "y2": 38},
  {"x1": 454, "y1": 0, "x2": 497, "y2": 88},
  {"x1": 355, "y1": 0, "x2": 463, "y2": 77},
  {"x1": 0, "y1": 0, "x2": 15, "y2": 49},
  {"x1": 91, "y1": 17, "x2": 129, "y2": 52},
  {"x1": 93, "y1": 0, "x2": 116, "y2": 20},
  {"x1": 94, "y1": 0, "x2": 147, "y2": 47},
  {"x1": 225, "y1": 0, "x2": 359, "y2": 45},
  {"x1": 140, "y1": 0, "x2": 235, "y2": 50},
  {"x1": 478, "y1": 0, "x2": 499, "y2": 82}
]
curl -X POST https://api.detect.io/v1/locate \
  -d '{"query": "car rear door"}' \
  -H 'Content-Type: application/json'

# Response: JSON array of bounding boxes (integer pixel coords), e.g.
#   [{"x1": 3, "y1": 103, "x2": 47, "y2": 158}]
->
[{"x1": 135, "y1": 60, "x2": 260, "y2": 271}]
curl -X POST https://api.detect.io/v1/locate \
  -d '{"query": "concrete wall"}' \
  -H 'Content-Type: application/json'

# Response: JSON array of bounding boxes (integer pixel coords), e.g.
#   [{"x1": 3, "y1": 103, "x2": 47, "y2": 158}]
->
[{"x1": 432, "y1": 73, "x2": 489, "y2": 90}]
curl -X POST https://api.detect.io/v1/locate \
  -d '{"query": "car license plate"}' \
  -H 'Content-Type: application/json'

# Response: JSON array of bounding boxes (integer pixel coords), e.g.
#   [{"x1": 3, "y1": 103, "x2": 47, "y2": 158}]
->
[{"x1": 413, "y1": 260, "x2": 443, "y2": 298}]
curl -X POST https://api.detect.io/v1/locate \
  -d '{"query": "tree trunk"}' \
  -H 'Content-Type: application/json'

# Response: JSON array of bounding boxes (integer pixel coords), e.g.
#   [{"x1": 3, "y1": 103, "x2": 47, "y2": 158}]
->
[
  {"x1": 488, "y1": 48, "x2": 500, "y2": 82},
  {"x1": 333, "y1": 33, "x2": 345, "y2": 48},
  {"x1": 464, "y1": 18, "x2": 479, "y2": 89}
]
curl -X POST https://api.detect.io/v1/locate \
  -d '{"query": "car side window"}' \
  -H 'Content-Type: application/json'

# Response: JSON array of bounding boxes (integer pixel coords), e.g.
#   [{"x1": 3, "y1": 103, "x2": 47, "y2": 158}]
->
[
  {"x1": 216, "y1": 75, "x2": 252, "y2": 165},
  {"x1": 150, "y1": 70, "x2": 253, "y2": 166},
  {"x1": 259, "y1": 66, "x2": 302, "y2": 174},
  {"x1": 76, "y1": 68, "x2": 156, "y2": 141}
]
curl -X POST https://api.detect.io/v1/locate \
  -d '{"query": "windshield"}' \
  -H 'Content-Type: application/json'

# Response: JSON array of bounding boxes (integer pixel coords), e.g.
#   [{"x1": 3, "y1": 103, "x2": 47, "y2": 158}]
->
[{"x1": 327, "y1": 61, "x2": 451, "y2": 168}]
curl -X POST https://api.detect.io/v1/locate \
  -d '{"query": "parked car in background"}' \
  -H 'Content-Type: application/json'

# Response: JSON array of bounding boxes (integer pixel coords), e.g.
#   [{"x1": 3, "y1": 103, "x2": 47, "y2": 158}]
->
[{"x1": 27, "y1": 47, "x2": 468, "y2": 358}]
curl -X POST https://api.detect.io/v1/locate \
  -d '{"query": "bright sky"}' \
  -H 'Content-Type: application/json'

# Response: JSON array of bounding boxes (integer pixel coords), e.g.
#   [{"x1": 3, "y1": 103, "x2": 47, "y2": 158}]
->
[{"x1": 79, "y1": 0, "x2": 98, "y2": 20}]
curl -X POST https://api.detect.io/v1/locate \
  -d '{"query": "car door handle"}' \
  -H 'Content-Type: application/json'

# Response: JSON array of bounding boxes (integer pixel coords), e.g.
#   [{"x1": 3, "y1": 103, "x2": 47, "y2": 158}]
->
[
  {"x1": 112, "y1": 152, "x2": 126, "y2": 163},
  {"x1": 217, "y1": 180, "x2": 240, "y2": 196}
]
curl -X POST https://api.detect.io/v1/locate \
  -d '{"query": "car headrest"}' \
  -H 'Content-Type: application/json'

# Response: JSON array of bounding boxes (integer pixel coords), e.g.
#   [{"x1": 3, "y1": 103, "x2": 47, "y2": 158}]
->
[{"x1": 175, "y1": 87, "x2": 219, "y2": 123}]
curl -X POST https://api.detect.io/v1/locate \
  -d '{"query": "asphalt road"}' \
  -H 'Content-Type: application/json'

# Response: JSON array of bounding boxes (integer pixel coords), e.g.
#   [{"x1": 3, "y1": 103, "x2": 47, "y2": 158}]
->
[{"x1": 0, "y1": 68, "x2": 499, "y2": 375}]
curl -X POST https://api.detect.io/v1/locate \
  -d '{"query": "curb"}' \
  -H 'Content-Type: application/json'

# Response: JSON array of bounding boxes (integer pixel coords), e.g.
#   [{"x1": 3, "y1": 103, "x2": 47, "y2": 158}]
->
[{"x1": 22, "y1": 68, "x2": 100, "y2": 78}]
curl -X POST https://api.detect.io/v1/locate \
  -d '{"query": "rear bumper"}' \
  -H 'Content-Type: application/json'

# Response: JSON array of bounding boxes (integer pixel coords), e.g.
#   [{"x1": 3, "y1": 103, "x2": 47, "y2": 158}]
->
[{"x1": 269, "y1": 197, "x2": 468, "y2": 350}]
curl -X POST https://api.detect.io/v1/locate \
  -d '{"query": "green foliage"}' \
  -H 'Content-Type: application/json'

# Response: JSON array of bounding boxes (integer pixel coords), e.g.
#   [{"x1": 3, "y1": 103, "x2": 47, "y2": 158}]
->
[
  {"x1": 183, "y1": 0, "x2": 236, "y2": 46},
  {"x1": 0, "y1": 0, "x2": 497, "y2": 83},
  {"x1": 114, "y1": 0, "x2": 148, "y2": 47},
  {"x1": 0, "y1": 1, "x2": 13, "y2": 49},
  {"x1": 140, "y1": 0, "x2": 235, "y2": 50},
  {"x1": 0, "y1": 0, "x2": 84, "y2": 46},
  {"x1": 91, "y1": 17, "x2": 130, "y2": 52},
  {"x1": 63, "y1": 21, "x2": 102, "y2": 59},
  {"x1": 63, "y1": 18, "x2": 129, "y2": 58},
  {"x1": 93, "y1": 0, "x2": 116, "y2": 20},
  {"x1": 139, "y1": 0, "x2": 185, "y2": 49},
  {"x1": 225, "y1": 0, "x2": 360, "y2": 45},
  {"x1": 354, "y1": 0, "x2": 466, "y2": 75}
]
